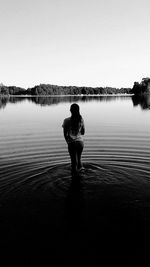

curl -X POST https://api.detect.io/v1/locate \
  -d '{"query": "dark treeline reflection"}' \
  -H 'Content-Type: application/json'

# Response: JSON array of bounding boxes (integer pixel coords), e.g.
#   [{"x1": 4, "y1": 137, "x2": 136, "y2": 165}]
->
[
  {"x1": 1, "y1": 95, "x2": 150, "y2": 110},
  {"x1": 132, "y1": 94, "x2": 150, "y2": 110},
  {"x1": 0, "y1": 95, "x2": 132, "y2": 110},
  {"x1": 29, "y1": 95, "x2": 131, "y2": 106},
  {"x1": 0, "y1": 96, "x2": 26, "y2": 109}
]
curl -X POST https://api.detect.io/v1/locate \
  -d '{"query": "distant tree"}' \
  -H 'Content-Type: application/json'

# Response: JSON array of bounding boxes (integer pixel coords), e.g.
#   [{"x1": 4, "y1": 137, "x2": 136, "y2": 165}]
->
[
  {"x1": 81, "y1": 88, "x2": 87, "y2": 95},
  {"x1": 8, "y1": 86, "x2": 26, "y2": 95},
  {"x1": 0, "y1": 86, "x2": 9, "y2": 95},
  {"x1": 132, "y1": 78, "x2": 150, "y2": 95}
]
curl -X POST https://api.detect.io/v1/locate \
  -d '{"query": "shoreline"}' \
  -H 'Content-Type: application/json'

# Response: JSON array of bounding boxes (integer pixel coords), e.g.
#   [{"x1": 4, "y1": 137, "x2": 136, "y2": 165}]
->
[{"x1": 0, "y1": 93, "x2": 134, "y2": 97}]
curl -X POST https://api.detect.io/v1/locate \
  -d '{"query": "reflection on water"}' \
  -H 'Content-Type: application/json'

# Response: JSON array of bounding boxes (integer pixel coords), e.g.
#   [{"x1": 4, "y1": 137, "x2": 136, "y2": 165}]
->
[
  {"x1": 65, "y1": 173, "x2": 84, "y2": 231},
  {"x1": 0, "y1": 95, "x2": 132, "y2": 109},
  {"x1": 1, "y1": 94, "x2": 150, "y2": 110},
  {"x1": 0, "y1": 96, "x2": 26, "y2": 109},
  {"x1": 29, "y1": 95, "x2": 132, "y2": 106},
  {"x1": 132, "y1": 94, "x2": 150, "y2": 110}
]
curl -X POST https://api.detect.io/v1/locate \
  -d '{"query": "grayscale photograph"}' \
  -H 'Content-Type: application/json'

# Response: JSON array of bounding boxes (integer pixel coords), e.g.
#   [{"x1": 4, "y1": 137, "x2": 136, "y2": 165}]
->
[{"x1": 0, "y1": 0, "x2": 150, "y2": 266}]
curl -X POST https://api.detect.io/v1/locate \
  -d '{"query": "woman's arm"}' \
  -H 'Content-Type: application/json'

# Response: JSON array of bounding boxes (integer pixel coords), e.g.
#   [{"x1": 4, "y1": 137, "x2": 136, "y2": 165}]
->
[
  {"x1": 63, "y1": 127, "x2": 69, "y2": 143},
  {"x1": 81, "y1": 119, "x2": 85, "y2": 135}
]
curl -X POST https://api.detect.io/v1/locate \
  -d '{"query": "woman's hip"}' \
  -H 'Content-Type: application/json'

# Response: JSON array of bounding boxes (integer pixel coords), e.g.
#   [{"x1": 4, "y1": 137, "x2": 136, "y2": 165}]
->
[{"x1": 68, "y1": 140, "x2": 84, "y2": 151}]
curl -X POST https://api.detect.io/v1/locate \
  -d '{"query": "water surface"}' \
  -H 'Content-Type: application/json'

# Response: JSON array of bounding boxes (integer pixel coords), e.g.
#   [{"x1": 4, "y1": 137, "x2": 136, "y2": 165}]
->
[
  {"x1": 0, "y1": 95, "x2": 150, "y2": 197},
  {"x1": 0, "y1": 95, "x2": 150, "y2": 264}
]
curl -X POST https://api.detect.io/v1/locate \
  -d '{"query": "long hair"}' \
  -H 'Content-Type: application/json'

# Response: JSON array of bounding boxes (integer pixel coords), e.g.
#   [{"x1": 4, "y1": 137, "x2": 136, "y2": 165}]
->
[{"x1": 70, "y1": 103, "x2": 82, "y2": 133}]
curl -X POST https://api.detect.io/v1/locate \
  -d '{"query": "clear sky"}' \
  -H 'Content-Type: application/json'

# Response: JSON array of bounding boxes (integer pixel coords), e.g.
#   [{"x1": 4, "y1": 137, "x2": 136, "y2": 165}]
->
[{"x1": 0, "y1": 0, "x2": 150, "y2": 89}]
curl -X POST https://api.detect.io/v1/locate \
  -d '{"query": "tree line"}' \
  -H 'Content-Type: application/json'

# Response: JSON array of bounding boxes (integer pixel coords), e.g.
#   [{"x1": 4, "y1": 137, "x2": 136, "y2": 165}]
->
[
  {"x1": 0, "y1": 84, "x2": 132, "y2": 95},
  {"x1": 0, "y1": 86, "x2": 26, "y2": 95},
  {"x1": 131, "y1": 78, "x2": 150, "y2": 95},
  {"x1": 1, "y1": 78, "x2": 150, "y2": 96}
]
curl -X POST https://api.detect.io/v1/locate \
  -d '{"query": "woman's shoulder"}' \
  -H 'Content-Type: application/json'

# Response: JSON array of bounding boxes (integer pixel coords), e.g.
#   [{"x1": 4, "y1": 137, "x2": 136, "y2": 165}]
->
[
  {"x1": 62, "y1": 117, "x2": 71, "y2": 127},
  {"x1": 64, "y1": 117, "x2": 71, "y2": 123}
]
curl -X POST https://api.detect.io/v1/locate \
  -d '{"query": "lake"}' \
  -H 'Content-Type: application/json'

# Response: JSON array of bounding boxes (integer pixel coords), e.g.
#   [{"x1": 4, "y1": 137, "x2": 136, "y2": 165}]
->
[{"x1": 0, "y1": 95, "x2": 150, "y2": 265}]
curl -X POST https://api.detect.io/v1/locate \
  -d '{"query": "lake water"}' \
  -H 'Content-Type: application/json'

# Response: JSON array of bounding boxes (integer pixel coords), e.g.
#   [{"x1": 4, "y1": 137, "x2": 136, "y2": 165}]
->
[
  {"x1": 0, "y1": 95, "x2": 150, "y2": 195},
  {"x1": 0, "y1": 95, "x2": 150, "y2": 264}
]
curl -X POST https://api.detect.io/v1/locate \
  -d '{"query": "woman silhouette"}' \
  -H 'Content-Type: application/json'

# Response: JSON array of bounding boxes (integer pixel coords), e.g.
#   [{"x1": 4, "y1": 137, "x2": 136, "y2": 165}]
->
[{"x1": 62, "y1": 103, "x2": 85, "y2": 174}]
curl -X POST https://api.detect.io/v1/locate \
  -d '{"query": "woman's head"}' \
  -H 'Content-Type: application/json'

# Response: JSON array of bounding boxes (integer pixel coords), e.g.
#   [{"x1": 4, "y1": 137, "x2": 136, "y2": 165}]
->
[
  {"x1": 70, "y1": 103, "x2": 82, "y2": 130},
  {"x1": 70, "y1": 103, "x2": 80, "y2": 116}
]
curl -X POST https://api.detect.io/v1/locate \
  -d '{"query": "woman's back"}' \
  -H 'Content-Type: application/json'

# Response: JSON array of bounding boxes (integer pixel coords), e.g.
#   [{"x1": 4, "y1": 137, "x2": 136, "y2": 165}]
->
[
  {"x1": 63, "y1": 116, "x2": 84, "y2": 142},
  {"x1": 62, "y1": 103, "x2": 85, "y2": 174}
]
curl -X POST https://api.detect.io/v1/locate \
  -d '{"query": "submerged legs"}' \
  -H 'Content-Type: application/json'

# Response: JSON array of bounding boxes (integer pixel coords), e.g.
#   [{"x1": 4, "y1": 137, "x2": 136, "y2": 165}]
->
[{"x1": 68, "y1": 141, "x2": 84, "y2": 174}]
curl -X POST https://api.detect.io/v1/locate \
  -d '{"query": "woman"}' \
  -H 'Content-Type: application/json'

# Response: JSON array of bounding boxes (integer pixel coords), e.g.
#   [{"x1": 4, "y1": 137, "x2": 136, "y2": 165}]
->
[{"x1": 62, "y1": 103, "x2": 85, "y2": 174}]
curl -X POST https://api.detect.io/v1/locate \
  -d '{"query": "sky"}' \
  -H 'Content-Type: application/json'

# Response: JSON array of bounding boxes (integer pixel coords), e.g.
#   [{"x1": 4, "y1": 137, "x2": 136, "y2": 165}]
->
[{"x1": 0, "y1": 0, "x2": 150, "y2": 89}]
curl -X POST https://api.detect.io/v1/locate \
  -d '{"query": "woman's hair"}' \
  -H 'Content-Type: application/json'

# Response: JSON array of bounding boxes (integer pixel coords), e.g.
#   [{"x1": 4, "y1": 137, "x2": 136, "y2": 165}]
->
[{"x1": 70, "y1": 103, "x2": 82, "y2": 132}]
